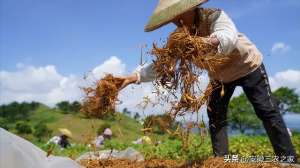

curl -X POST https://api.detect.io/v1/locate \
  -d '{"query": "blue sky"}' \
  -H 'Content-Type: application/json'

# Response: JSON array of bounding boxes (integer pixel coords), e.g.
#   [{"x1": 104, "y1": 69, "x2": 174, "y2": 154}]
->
[
  {"x1": 1, "y1": 0, "x2": 299, "y2": 75},
  {"x1": 0, "y1": 0, "x2": 300, "y2": 110}
]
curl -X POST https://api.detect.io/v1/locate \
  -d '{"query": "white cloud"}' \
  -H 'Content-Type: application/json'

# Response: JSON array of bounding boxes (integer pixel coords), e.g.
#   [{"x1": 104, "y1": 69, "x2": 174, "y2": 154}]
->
[
  {"x1": 0, "y1": 56, "x2": 160, "y2": 117},
  {"x1": 0, "y1": 56, "x2": 127, "y2": 106},
  {"x1": 230, "y1": 69, "x2": 300, "y2": 96},
  {"x1": 269, "y1": 69, "x2": 300, "y2": 93},
  {"x1": 92, "y1": 56, "x2": 126, "y2": 77},
  {"x1": 271, "y1": 42, "x2": 291, "y2": 54},
  {"x1": 1, "y1": 57, "x2": 299, "y2": 120},
  {"x1": 117, "y1": 83, "x2": 156, "y2": 116},
  {"x1": 0, "y1": 65, "x2": 82, "y2": 106}
]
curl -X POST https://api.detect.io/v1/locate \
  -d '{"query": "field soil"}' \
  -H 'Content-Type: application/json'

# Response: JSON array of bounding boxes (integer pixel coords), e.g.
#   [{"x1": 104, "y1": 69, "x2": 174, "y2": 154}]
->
[{"x1": 79, "y1": 157, "x2": 297, "y2": 168}]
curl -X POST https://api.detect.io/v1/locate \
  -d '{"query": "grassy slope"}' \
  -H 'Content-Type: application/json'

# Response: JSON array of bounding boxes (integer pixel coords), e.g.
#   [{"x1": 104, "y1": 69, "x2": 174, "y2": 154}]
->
[{"x1": 30, "y1": 105, "x2": 143, "y2": 143}]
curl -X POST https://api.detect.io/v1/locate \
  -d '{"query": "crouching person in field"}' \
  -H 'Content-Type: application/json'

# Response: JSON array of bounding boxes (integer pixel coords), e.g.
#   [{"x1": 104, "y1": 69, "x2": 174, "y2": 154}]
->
[
  {"x1": 93, "y1": 125, "x2": 113, "y2": 148},
  {"x1": 47, "y1": 128, "x2": 72, "y2": 149}
]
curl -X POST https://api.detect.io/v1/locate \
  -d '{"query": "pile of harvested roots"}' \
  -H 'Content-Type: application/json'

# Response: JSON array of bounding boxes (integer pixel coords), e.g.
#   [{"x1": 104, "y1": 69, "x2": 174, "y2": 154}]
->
[
  {"x1": 80, "y1": 74, "x2": 124, "y2": 118},
  {"x1": 151, "y1": 27, "x2": 228, "y2": 116},
  {"x1": 80, "y1": 159, "x2": 182, "y2": 168},
  {"x1": 79, "y1": 157, "x2": 294, "y2": 168}
]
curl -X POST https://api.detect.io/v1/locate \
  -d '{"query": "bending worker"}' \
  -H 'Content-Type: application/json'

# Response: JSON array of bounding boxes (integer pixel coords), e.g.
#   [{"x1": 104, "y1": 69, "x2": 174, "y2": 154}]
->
[{"x1": 119, "y1": 0, "x2": 297, "y2": 163}]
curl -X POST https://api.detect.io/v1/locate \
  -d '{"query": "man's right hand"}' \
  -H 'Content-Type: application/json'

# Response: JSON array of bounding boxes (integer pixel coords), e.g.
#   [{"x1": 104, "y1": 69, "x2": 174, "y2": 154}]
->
[{"x1": 118, "y1": 73, "x2": 139, "y2": 90}]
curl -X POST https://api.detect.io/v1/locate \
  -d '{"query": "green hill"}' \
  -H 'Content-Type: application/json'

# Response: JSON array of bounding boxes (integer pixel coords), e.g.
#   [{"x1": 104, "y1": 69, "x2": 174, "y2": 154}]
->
[
  {"x1": 36, "y1": 106, "x2": 143, "y2": 143},
  {"x1": 2, "y1": 103, "x2": 143, "y2": 143}
]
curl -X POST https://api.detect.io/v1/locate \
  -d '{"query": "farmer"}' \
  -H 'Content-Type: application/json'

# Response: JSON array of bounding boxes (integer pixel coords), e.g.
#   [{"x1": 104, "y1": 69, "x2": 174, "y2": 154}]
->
[
  {"x1": 47, "y1": 128, "x2": 72, "y2": 149},
  {"x1": 93, "y1": 127, "x2": 113, "y2": 148},
  {"x1": 119, "y1": 0, "x2": 297, "y2": 163}
]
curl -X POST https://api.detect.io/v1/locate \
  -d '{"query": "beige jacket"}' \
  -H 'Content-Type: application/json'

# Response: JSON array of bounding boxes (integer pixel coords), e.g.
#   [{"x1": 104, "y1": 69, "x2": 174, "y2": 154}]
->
[{"x1": 135, "y1": 8, "x2": 263, "y2": 83}]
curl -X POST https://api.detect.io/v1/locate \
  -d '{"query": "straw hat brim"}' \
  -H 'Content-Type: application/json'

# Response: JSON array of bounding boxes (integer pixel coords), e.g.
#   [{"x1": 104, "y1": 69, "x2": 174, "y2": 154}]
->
[
  {"x1": 145, "y1": 0, "x2": 208, "y2": 32},
  {"x1": 59, "y1": 128, "x2": 73, "y2": 138}
]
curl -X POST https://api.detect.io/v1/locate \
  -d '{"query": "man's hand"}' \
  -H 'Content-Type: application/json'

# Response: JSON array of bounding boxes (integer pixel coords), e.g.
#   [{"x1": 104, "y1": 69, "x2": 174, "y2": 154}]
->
[
  {"x1": 200, "y1": 37, "x2": 219, "y2": 47},
  {"x1": 209, "y1": 36, "x2": 220, "y2": 46},
  {"x1": 118, "y1": 73, "x2": 139, "y2": 90}
]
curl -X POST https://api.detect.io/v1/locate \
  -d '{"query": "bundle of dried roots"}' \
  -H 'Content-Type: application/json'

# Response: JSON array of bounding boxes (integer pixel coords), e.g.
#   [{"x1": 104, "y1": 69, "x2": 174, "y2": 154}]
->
[
  {"x1": 81, "y1": 74, "x2": 124, "y2": 118},
  {"x1": 151, "y1": 27, "x2": 228, "y2": 116}
]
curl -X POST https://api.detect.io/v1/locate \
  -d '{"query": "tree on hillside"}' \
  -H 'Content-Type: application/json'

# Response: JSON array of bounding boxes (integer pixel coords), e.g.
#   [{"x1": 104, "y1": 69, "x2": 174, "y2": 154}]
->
[
  {"x1": 273, "y1": 87, "x2": 300, "y2": 114},
  {"x1": 122, "y1": 108, "x2": 131, "y2": 117},
  {"x1": 228, "y1": 87, "x2": 300, "y2": 134},
  {"x1": 70, "y1": 101, "x2": 81, "y2": 113},
  {"x1": 56, "y1": 101, "x2": 71, "y2": 113},
  {"x1": 0, "y1": 117, "x2": 9, "y2": 130},
  {"x1": 134, "y1": 112, "x2": 141, "y2": 121},
  {"x1": 29, "y1": 101, "x2": 40, "y2": 110},
  {"x1": 33, "y1": 122, "x2": 52, "y2": 142},
  {"x1": 56, "y1": 101, "x2": 82, "y2": 113},
  {"x1": 15, "y1": 121, "x2": 32, "y2": 134},
  {"x1": 228, "y1": 94, "x2": 261, "y2": 134},
  {"x1": 0, "y1": 101, "x2": 40, "y2": 122},
  {"x1": 291, "y1": 103, "x2": 300, "y2": 113},
  {"x1": 0, "y1": 102, "x2": 18, "y2": 121}
]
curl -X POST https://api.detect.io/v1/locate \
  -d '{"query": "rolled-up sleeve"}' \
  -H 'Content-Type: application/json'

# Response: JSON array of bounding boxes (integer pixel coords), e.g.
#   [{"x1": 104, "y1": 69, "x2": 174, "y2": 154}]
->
[
  {"x1": 134, "y1": 63, "x2": 156, "y2": 83},
  {"x1": 210, "y1": 10, "x2": 238, "y2": 55}
]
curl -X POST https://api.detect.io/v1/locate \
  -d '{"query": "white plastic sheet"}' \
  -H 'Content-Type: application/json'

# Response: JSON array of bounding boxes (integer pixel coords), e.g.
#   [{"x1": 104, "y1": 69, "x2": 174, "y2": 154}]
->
[
  {"x1": 76, "y1": 147, "x2": 144, "y2": 162},
  {"x1": 0, "y1": 128, "x2": 82, "y2": 168}
]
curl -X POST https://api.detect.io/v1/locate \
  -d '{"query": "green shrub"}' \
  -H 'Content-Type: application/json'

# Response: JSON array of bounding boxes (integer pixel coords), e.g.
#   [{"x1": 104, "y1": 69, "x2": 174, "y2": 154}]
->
[
  {"x1": 104, "y1": 139, "x2": 131, "y2": 150},
  {"x1": 33, "y1": 122, "x2": 52, "y2": 141},
  {"x1": 0, "y1": 117, "x2": 10, "y2": 130},
  {"x1": 40, "y1": 143, "x2": 90, "y2": 159},
  {"x1": 15, "y1": 121, "x2": 32, "y2": 134}
]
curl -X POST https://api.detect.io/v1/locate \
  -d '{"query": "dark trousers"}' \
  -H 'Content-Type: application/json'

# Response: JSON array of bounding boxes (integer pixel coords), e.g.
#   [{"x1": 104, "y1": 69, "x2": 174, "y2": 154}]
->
[{"x1": 207, "y1": 64, "x2": 297, "y2": 163}]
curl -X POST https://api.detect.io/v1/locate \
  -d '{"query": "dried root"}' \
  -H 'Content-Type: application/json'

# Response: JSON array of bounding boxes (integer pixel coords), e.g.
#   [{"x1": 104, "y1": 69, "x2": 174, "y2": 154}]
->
[
  {"x1": 151, "y1": 27, "x2": 226, "y2": 116},
  {"x1": 81, "y1": 74, "x2": 124, "y2": 118}
]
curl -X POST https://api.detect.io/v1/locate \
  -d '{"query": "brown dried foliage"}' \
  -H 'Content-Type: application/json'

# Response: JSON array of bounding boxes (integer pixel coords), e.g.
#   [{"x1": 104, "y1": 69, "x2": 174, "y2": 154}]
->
[
  {"x1": 143, "y1": 114, "x2": 174, "y2": 133},
  {"x1": 81, "y1": 74, "x2": 124, "y2": 118},
  {"x1": 151, "y1": 27, "x2": 227, "y2": 117}
]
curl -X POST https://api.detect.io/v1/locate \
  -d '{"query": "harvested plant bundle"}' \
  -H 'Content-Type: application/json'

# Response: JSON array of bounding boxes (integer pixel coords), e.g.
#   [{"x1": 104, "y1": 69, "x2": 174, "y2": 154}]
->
[
  {"x1": 81, "y1": 74, "x2": 124, "y2": 118},
  {"x1": 151, "y1": 27, "x2": 228, "y2": 116}
]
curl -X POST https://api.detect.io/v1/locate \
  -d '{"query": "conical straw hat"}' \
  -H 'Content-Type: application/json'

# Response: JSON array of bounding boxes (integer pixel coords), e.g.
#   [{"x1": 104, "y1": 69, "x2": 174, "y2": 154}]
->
[
  {"x1": 59, "y1": 128, "x2": 73, "y2": 138},
  {"x1": 145, "y1": 0, "x2": 208, "y2": 32},
  {"x1": 142, "y1": 136, "x2": 152, "y2": 144}
]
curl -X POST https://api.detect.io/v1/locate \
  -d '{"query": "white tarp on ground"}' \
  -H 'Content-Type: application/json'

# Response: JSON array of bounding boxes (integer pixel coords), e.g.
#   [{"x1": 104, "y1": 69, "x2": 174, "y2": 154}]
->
[
  {"x1": 0, "y1": 128, "x2": 82, "y2": 168},
  {"x1": 76, "y1": 147, "x2": 144, "y2": 162}
]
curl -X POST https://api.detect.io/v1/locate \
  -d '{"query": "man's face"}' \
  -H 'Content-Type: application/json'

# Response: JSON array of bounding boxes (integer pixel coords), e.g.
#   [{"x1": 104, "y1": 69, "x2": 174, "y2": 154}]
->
[
  {"x1": 172, "y1": 9, "x2": 195, "y2": 27},
  {"x1": 172, "y1": 16, "x2": 182, "y2": 27}
]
